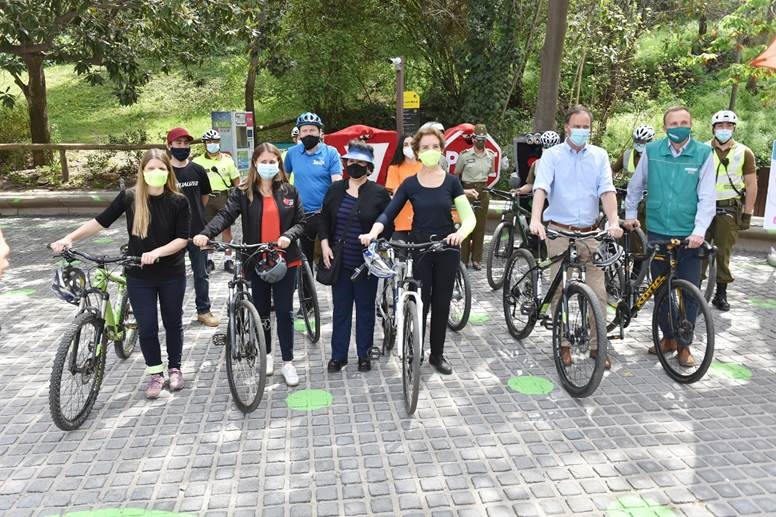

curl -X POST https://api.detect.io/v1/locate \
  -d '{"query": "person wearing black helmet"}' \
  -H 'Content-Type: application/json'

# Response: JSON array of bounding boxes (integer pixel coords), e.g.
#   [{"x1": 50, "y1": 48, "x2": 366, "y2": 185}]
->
[{"x1": 194, "y1": 143, "x2": 306, "y2": 387}]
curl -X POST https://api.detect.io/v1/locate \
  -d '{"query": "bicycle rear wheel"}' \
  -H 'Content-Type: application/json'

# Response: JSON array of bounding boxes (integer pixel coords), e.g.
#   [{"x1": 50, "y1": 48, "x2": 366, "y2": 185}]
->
[
  {"x1": 700, "y1": 253, "x2": 716, "y2": 302},
  {"x1": 486, "y1": 222, "x2": 514, "y2": 290},
  {"x1": 380, "y1": 279, "x2": 396, "y2": 353},
  {"x1": 49, "y1": 312, "x2": 106, "y2": 431},
  {"x1": 447, "y1": 261, "x2": 471, "y2": 331},
  {"x1": 226, "y1": 299, "x2": 268, "y2": 413},
  {"x1": 402, "y1": 299, "x2": 422, "y2": 415},
  {"x1": 114, "y1": 290, "x2": 137, "y2": 359},
  {"x1": 298, "y1": 260, "x2": 320, "y2": 343},
  {"x1": 651, "y1": 279, "x2": 714, "y2": 383},
  {"x1": 502, "y1": 249, "x2": 538, "y2": 340},
  {"x1": 552, "y1": 282, "x2": 607, "y2": 398}
]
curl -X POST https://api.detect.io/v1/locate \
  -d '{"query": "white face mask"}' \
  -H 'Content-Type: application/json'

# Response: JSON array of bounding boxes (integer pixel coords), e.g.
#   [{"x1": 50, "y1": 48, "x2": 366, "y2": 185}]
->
[{"x1": 403, "y1": 146, "x2": 415, "y2": 159}]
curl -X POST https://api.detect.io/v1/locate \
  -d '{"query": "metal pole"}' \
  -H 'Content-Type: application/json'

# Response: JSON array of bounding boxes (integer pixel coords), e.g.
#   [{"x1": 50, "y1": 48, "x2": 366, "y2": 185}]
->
[{"x1": 394, "y1": 57, "x2": 404, "y2": 136}]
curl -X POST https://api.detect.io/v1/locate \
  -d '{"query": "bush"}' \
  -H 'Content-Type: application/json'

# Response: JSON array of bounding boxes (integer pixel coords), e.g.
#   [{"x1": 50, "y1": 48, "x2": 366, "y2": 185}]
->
[{"x1": 0, "y1": 104, "x2": 32, "y2": 172}]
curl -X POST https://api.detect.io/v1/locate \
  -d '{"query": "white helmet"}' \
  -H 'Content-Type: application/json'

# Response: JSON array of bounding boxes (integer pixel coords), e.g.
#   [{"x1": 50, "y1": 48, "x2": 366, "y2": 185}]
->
[
  {"x1": 540, "y1": 131, "x2": 560, "y2": 148},
  {"x1": 202, "y1": 129, "x2": 221, "y2": 141},
  {"x1": 291, "y1": 127, "x2": 300, "y2": 137},
  {"x1": 420, "y1": 121, "x2": 445, "y2": 133},
  {"x1": 632, "y1": 125, "x2": 655, "y2": 142},
  {"x1": 711, "y1": 110, "x2": 738, "y2": 126}
]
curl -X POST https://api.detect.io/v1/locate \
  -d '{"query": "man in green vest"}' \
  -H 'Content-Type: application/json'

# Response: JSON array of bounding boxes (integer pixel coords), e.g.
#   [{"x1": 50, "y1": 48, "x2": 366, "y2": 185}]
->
[
  {"x1": 623, "y1": 106, "x2": 716, "y2": 367},
  {"x1": 704, "y1": 110, "x2": 758, "y2": 311}
]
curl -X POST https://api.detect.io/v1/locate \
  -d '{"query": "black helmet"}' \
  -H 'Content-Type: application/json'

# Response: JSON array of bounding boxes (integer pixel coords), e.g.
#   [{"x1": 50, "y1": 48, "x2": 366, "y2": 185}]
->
[{"x1": 255, "y1": 250, "x2": 287, "y2": 283}]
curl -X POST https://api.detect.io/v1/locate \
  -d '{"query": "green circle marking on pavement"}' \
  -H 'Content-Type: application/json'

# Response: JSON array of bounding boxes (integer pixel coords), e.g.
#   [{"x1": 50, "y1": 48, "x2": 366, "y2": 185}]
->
[
  {"x1": 749, "y1": 297, "x2": 776, "y2": 310},
  {"x1": 293, "y1": 319, "x2": 306, "y2": 332},
  {"x1": 0, "y1": 288, "x2": 36, "y2": 297},
  {"x1": 607, "y1": 495, "x2": 676, "y2": 517},
  {"x1": 93, "y1": 237, "x2": 114, "y2": 244},
  {"x1": 287, "y1": 389, "x2": 333, "y2": 411},
  {"x1": 507, "y1": 375, "x2": 554, "y2": 395},
  {"x1": 63, "y1": 509, "x2": 192, "y2": 517},
  {"x1": 90, "y1": 194, "x2": 102, "y2": 202},
  {"x1": 710, "y1": 360, "x2": 752, "y2": 381},
  {"x1": 469, "y1": 313, "x2": 490, "y2": 324}
]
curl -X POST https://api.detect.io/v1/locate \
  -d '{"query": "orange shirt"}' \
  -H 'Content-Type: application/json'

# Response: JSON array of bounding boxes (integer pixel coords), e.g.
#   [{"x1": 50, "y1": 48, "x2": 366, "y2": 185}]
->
[
  {"x1": 261, "y1": 195, "x2": 301, "y2": 268},
  {"x1": 385, "y1": 160, "x2": 422, "y2": 232}
]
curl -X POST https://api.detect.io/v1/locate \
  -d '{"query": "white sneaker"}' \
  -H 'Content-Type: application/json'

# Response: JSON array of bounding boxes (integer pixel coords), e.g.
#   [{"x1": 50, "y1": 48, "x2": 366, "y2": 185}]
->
[
  {"x1": 266, "y1": 354, "x2": 274, "y2": 376},
  {"x1": 280, "y1": 362, "x2": 299, "y2": 387}
]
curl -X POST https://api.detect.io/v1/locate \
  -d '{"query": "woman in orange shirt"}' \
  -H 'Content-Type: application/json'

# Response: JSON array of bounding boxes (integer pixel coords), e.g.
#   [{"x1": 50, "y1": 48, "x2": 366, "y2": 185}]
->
[{"x1": 384, "y1": 134, "x2": 422, "y2": 240}]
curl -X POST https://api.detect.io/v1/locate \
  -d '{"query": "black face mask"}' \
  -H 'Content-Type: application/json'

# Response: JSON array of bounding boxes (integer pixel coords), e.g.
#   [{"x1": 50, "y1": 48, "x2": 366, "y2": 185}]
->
[
  {"x1": 301, "y1": 135, "x2": 319, "y2": 150},
  {"x1": 347, "y1": 163, "x2": 369, "y2": 179},
  {"x1": 474, "y1": 140, "x2": 486, "y2": 149}
]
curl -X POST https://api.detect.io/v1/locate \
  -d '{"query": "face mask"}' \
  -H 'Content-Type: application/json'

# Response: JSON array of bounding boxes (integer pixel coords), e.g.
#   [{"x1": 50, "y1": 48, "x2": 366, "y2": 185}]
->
[
  {"x1": 634, "y1": 143, "x2": 646, "y2": 153},
  {"x1": 347, "y1": 163, "x2": 369, "y2": 179},
  {"x1": 169, "y1": 147, "x2": 191, "y2": 161},
  {"x1": 666, "y1": 126, "x2": 691, "y2": 143},
  {"x1": 403, "y1": 146, "x2": 415, "y2": 159},
  {"x1": 418, "y1": 149, "x2": 442, "y2": 167},
  {"x1": 714, "y1": 129, "x2": 733, "y2": 144},
  {"x1": 474, "y1": 140, "x2": 486, "y2": 149},
  {"x1": 257, "y1": 163, "x2": 279, "y2": 180},
  {"x1": 206, "y1": 143, "x2": 220, "y2": 154},
  {"x1": 143, "y1": 168, "x2": 168, "y2": 188},
  {"x1": 569, "y1": 128, "x2": 590, "y2": 147},
  {"x1": 301, "y1": 135, "x2": 319, "y2": 150}
]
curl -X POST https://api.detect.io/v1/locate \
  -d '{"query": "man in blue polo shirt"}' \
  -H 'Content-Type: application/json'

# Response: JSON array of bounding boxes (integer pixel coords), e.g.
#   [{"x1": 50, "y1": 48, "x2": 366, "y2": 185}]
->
[{"x1": 284, "y1": 112, "x2": 343, "y2": 266}]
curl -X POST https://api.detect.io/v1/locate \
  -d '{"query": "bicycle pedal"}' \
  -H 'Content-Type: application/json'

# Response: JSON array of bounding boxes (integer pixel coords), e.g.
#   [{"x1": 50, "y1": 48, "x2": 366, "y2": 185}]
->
[{"x1": 212, "y1": 333, "x2": 227, "y2": 346}]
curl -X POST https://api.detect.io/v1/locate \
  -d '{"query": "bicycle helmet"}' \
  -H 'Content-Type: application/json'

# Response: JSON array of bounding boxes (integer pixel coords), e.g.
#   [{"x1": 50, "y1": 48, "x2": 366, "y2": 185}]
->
[
  {"x1": 254, "y1": 250, "x2": 287, "y2": 283},
  {"x1": 363, "y1": 242, "x2": 396, "y2": 279},
  {"x1": 632, "y1": 125, "x2": 655, "y2": 142},
  {"x1": 540, "y1": 130, "x2": 560, "y2": 148},
  {"x1": 592, "y1": 240, "x2": 624, "y2": 268},
  {"x1": 291, "y1": 127, "x2": 300, "y2": 137},
  {"x1": 52, "y1": 265, "x2": 86, "y2": 305},
  {"x1": 296, "y1": 112, "x2": 323, "y2": 128},
  {"x1": 711, "y1": 110, "x2": 738, "y2": 126},
  {"x1": 202, "y1": 129, "x2": 221, "y2": 141}
]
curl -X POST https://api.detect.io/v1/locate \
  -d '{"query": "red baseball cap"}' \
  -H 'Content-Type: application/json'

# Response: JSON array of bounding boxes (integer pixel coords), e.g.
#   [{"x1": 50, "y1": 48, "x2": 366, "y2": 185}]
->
[{"x1": 166, "y1": 127, "x2": 193, "y2": 144}]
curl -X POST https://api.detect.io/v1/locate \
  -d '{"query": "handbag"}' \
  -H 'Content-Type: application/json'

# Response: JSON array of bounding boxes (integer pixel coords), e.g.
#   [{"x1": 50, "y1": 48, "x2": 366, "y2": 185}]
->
[{"x1": 315, "y1": 197, "x2": 359, "y2": 286}]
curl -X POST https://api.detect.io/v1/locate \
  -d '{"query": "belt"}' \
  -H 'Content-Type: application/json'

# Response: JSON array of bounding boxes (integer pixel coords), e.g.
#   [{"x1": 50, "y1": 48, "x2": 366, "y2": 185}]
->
[
  {"x1": 717, "y1": 198, "x2": 739, "y2": 207},
  {"x1": 548, "y1": 221, "x2": 598, "y2": 232},
  {"x1": 210, "y1": 190, "x2": 229, "y2": 196}
]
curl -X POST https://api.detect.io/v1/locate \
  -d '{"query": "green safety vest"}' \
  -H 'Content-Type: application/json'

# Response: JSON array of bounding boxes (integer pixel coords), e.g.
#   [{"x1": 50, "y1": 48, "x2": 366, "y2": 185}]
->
[
  {"x1": 707, "y1": 140, "x2": 749, "y2": 201},
  {"x1": 645, "y1": 137, "x2": 712, "y2": 236},
  {"x1": 623, "y1": 148, "x2": 638, "y2": 175}
]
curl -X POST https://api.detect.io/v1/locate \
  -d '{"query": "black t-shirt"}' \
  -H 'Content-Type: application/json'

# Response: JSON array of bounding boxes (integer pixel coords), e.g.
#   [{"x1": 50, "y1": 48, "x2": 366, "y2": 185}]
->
[
  {"x1": 173, "y1": 162, "x2": 211, "y2": 236},
  {"x1": 378, "y1": 174, "x2": 464, "y2": 240},
  {"x1": 95, "y1": 189, "x2": 191, "y2": 280}
]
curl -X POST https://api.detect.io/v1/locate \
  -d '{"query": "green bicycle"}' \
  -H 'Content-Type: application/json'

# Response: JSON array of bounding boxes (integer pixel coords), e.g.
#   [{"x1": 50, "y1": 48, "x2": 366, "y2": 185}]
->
[{"x1": 49, "y1": 246, "x2": 140, "y2": 431}]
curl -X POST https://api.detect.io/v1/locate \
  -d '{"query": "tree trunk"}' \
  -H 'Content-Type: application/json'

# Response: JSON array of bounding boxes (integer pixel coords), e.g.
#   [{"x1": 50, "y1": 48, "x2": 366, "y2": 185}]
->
[
  {"x1": 729, "y1": 41, "x2": 742, "y2": 111},
  {"x1": 23, "y1": 54, "x2": 52, "y2": 165},
  {"x1": 245, "y1": 49, "x2": 260, "y2": 132},
  {"x1": 533, "y1": 0, "x2": 569, "y2": 131}
]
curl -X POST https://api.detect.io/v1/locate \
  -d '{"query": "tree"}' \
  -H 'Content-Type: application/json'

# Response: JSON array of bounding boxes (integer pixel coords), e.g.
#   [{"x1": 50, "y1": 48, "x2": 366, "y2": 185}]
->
[{"x1": 534, "y1": 0, "x2": 569, "y2": 131}]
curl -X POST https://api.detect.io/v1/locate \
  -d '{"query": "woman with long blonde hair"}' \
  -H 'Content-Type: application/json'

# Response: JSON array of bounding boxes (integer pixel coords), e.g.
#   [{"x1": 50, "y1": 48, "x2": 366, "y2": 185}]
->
[{"x1": 51, "y1": 148, "x2": 191, "y2": 399}]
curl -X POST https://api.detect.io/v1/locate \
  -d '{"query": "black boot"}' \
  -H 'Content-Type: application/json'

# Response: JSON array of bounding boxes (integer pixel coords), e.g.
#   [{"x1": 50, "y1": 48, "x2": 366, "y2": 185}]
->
[
  {"x1": 429, "y1": 354, "x2": 453, "y2": 375},
  {"x1": 712, "y1": 282, "x2": 730, "y2": 311}
]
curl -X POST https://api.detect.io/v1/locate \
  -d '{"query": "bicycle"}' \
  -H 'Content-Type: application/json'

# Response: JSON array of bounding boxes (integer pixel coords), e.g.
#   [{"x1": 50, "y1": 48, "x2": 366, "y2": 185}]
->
[
  {"x1": 608, "y1": 236, "x2": 716, "y2": 383},
  {"x1": 484, "y1": 188, "x2": 545, "y2": 290},
  {"x1": 296, "y1": 240, "x2": 321, "y2": 344},
  {"x1": 207, "y1": 240, "x2": 270, "y2": 413},
  {"x1": 502, "y1": 228, "x2": 610, "y2": 397},
  {"x1": 447, "y1": 261, "x2": 472, "y2": 331},
  {"x1": 48, "y1": 247, "x2": 140, "y2": 431}
]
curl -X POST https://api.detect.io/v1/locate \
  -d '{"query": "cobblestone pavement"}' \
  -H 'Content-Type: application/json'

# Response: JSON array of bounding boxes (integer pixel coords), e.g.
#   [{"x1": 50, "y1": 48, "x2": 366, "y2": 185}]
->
[{"x1": 0, "y1": 215, "x2": 775, "y2": 517}]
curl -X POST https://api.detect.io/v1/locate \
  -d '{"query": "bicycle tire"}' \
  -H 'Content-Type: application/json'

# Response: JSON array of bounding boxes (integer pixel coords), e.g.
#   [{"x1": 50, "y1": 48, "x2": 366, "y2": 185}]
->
[
  {"x1": 605, "y1": 262, "x2": 626, "y2": 333},
  {"x1": 627, "y1": 227, "x2": 650, "y2": 290},
  {"x1": 552, "y1": 281, "x2": 607, "y2": 398},
  {"x1": 298, "y1": 260, "x2": 321, "y2": 343},
  {"x1": 651, "y1": 278, "x2": 714, "y2": 384},
  {"x1": 402, "y1": 299, "x2": 422, "y2": 415},
  {"x1": 49, "y1": 312, "x2": 106, "y2": 431},
  {"x1": 486, "y1": 222, "x2": 514, "y2": 290},
  {"x1": 226, "y1": 299, "x2": 268, "y2": 413},
  {"x1": 701, "y1": 253, "x2": 716, "y2": 302},
  {"x1": 114, "y1": 289, "x2": 137, "y2": 359},
  {"x1": 447, "y1": 261, "x2": 471, "y2": 331},
  {"x1": 381, "y1": 279, "x2": 396, "y2": 352},
  {"x1": 502, "y1": 249, "x2": 538, "y2": 340}
]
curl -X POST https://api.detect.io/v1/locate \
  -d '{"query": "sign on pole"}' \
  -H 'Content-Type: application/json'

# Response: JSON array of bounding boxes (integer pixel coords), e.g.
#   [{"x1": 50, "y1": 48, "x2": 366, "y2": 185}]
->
[{"x1": 764, "y1": 141, "x2": 776, "y2": 230}]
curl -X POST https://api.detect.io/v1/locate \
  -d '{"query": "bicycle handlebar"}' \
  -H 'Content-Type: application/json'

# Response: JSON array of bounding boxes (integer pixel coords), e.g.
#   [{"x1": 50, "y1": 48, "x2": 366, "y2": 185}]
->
[
  {"x1": 647, "y1": 238, "x2": 716, "y2": 257},
  {"x1": 201, "y1": 239, "x2": 282, "y2": 253},
  {"x1": 485, "y1": 187, "x2": 533, "y2": 201},
  {"x1": 373, "y1": 238, "x2": 451, "y2": 252},
  {"x1": 545, "y1": 228, "x2": 609, "y2": 241},
  {"x1": 50, "y1": 246, "x2": 141, "y2": 266}
]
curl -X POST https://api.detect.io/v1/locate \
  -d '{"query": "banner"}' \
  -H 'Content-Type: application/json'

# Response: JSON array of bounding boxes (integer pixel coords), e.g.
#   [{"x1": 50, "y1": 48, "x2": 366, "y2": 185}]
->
[{"x1": 765, "y1": 141, "x2": 776, "y2": 230}]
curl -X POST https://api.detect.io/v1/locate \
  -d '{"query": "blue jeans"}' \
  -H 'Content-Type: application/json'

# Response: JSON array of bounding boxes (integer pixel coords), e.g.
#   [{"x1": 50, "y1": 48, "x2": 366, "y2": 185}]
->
[
  {"x1": 186, "y1": 241, "x2": 211, "y2": 314},
  {"x1": 127, "y1": 275, "x2": 186, "y2": 370},
  {"x1": 251, "y1": 267, "x2": 297, "y2": 362},
  {"x1": 331, "y1": 265, "x2": 379, "y2": 361},
  {"x1": 648, "y1": 232, "x2": 702, "y2": 343}
]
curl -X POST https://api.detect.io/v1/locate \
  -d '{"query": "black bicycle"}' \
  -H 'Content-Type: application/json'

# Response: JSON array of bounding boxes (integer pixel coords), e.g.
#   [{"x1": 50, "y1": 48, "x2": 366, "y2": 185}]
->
[
  {"x1": 296, "y1": 240, "x2": 321, "y2": 344},
  {"x1": 502, "y1": 228, "x2": 610, "y2": 397}
]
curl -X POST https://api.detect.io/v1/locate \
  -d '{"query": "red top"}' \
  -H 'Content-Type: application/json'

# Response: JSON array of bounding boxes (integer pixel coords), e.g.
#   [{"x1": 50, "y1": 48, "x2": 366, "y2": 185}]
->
[{"x1": 261, "y1": 195, "x2": 300, "y2": 268}]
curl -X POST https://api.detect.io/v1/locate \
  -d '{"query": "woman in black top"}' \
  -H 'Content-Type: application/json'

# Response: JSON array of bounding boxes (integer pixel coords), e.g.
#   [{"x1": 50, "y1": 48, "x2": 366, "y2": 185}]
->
[
  {"x1": 360, "y1": 127, "x2": 476, "y2": 375},
  {"x1": 319, "y1": 142, "x2": 392, "y2": 372},
  {"x1": 50, "y1": 149, "x2": 190, "y2": 399},
  {"x1": 193, "y1": 143, "x2": 306, "y2": 387}
]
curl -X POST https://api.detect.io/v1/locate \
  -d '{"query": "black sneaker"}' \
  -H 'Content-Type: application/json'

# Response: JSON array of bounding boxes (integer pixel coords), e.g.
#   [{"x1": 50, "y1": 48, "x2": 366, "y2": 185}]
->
[
  {"x1": 358, "y1": 358, "x2": 371, "y2": 372},
  {"x1": 224, "y1": 259, "x2": 235, "y2": 273},
  {"x1": 429, "y1": 354, "x2": 453, "y2": 375},
  {"x1": 327, "y1": 358, "x2": 348, "y2": 372}
]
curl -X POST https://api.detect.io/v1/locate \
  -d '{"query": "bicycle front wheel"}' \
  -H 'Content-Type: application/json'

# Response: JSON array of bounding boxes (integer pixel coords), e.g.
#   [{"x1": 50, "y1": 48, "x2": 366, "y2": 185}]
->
[
  {"x1": 49, "y1": 312, "x2": 106, "y2": 431},
  {"x1": 700, "y1": 253, "x2": 716, "y2": 303},
  {"x1": 651, "y1": 279, "x2": 714, "y2": 383},
  {"x1": 402, "y1": 299, "x2": 422, "y2": 415},
  {"x1": 502, "y1": 249, "x2": 538, "y2": 340},
  {"x1": 552, "y1": 282, "x2": 607, "y2": 398},
  {"x1": 298, "y1": 260, "x2": 320, "y2": 343},
  {"x1": 226, "y1": 299, "x2": 268, "y2": 413},
  {"x1": 114, "y1": 290, "x2": 137, "y2": 359},
  {"x1": 447, "y1": 262, "x2": 471, "y2": 331},
  {"x1": 486, "y1": 222, "x2": 514, "y2": 290},
  {"x1": 380, "y1": 279, "x2": 397, "y2": 352}
]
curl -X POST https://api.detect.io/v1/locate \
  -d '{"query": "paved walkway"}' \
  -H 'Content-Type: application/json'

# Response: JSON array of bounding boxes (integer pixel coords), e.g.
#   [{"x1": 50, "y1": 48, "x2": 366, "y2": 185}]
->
[{"x1": 0, "y1": 215, "x2": 775, "y2": 516}]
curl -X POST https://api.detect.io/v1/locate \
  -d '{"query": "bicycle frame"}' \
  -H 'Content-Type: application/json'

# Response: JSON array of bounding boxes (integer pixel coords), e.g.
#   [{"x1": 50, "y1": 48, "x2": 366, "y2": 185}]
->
[
  {"x1": 392, "y1": 252, "x2": 424, "y2": 362},
  {"x1": 489, "y1": 188, "x2": 532, "y2": 249}
]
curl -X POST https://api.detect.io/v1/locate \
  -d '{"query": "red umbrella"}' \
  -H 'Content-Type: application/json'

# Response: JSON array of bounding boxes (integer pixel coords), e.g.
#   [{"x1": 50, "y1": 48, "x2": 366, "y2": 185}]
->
[{"x1": 751, "y1": 37, "x2": 776, "y2": 70}]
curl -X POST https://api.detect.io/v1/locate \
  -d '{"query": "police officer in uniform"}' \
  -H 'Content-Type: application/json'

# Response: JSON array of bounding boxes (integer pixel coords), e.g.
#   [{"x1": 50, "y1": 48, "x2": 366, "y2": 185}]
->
[
  {"x1": 705, "y1": 110, "x2": 758, "y2": 311},
  {"x1": 457, "y1": 124, "x2": 496, "y2": 270}
]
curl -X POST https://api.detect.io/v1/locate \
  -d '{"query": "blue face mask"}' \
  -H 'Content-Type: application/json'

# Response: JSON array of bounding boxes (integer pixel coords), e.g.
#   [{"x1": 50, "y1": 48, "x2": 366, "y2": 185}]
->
[
  {"x1": 666, "y1": 126, "x2": 691, "y2": 143},
  {"x1": 634, "y1": 143, "x2": 646, "y2": 153},
  {"x1": 206, "y1": 143, "x2": 220, "y2": 154},
  {"x1": 714, "y1": 129, "x2": 733, "y2": 144},
  {"x1": 569, "y1": 128, "x2": 590, "y2": 147},
  {"x1": 257, "y1": 162, "x2": 279, "y2": 180}
]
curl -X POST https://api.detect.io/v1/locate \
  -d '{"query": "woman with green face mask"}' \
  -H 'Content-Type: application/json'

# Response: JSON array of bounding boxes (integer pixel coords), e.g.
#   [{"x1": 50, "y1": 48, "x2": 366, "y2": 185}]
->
[
  {"x1": 50, "y1": 149, "x2": 191, "y2": 399},
  {"x1": 360, "y1": 127, "x2": 476, "y2": 375}
]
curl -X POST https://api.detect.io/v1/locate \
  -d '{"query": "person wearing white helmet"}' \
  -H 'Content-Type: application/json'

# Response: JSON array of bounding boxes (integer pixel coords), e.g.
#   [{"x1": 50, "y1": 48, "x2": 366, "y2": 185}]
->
[
  {"x1": 704, "y1": 110, "x2": 758, "y2": 311},
  {"x1": 612, "y1": 125, "x2": 655, "y2": 187},
  {"x1": 514, "y1": 130, "x2": 560, "y2": 195},
  {"x1": 193, "y1": 129, "x2": 242, "y2": 273}
]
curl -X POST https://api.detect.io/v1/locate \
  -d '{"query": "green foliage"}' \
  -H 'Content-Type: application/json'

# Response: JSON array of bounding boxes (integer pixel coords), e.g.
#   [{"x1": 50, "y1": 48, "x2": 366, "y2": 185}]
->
[{"x1": 0, "y1": 103, "x2": 31, "y2": 170}]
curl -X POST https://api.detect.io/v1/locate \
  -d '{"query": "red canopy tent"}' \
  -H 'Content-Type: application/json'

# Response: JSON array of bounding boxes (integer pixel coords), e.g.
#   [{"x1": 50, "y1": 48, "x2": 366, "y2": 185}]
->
[
  {"x1": 324, "y1": 125, "x2": 398, "y2": 185},
  {"x1": 751, "y1": 37, "x2": 776, "y2": 70}
]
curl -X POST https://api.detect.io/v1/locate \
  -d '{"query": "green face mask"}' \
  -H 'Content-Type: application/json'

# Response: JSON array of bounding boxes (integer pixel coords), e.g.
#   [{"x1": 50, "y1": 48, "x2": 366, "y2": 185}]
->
[
  {"x1": 666, "y1": 126, "x2": 691, "y2": 143},
  {"x1": 418, "y1": 149, "x2": 442, "y2": 167},
  {"x1": 143, "y1": 168, "x2": 169, "y2": 188}
]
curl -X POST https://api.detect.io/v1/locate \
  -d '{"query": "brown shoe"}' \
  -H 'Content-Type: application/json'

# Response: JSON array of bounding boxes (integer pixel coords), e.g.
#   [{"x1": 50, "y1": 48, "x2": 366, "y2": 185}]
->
[
  {"x1": 648, "y1": 337, "x2": 677, "y2": 355},
  {"x1": 560, "y1": 346, "x2": 572, "y2": 366},
  {"x1": 677, "y1": 347, "x2": 696, "y2": 367},
  {"x1": 589, "y1": 350, "x2": 612, "y2": 370},
  {"x1": 197, "y1": 312, "x2": 220, "y2": 327}
]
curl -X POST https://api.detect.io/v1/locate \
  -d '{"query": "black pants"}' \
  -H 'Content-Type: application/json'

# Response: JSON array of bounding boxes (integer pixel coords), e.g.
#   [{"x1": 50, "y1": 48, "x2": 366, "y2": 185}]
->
[
  {"x1": 414, "y1": 247, "x2": 460, "y2": 357},
  {"x1": 250, "y1": 267, "x2": 297, "y2": 362},
  {"x1": 300, "y1": 212, "x2": 321, "y2": 268}
]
